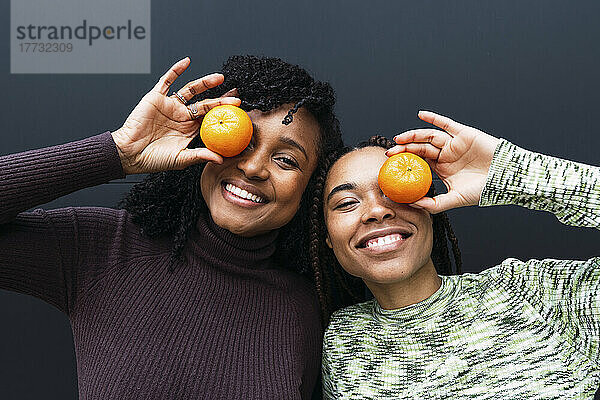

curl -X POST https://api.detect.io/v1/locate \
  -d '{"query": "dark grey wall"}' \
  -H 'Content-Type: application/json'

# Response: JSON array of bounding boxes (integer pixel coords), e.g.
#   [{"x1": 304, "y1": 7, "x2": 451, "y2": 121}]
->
[{"x1": 1, "y1": 0, "x2": 599, "y2": 398}]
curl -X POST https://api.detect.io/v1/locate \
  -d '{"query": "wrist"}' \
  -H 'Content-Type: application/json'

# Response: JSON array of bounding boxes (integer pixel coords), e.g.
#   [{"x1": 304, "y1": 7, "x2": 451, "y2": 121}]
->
[
  {"x1": 479, "y1": 138, "x2": 516, "y2": 207},
  {"x1": 111, "y1": 129, "x2": 133, "y2": 175}
]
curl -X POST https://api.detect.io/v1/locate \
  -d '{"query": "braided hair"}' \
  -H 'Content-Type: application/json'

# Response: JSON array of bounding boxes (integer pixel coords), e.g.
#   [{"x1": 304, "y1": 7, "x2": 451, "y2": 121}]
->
[
  {"x1": 309, "y1": 135, "x2": 463, "y2": 325},
  {"x1": 119, "y1": 56, "x2": 343, "y2": 305}
]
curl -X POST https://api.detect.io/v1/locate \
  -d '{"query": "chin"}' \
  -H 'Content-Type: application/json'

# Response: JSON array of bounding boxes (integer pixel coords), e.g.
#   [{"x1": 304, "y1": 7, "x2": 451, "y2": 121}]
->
[
  {"x1": 359, "y1": 264, "x2": 419, "y2": 285},
  {"x1": 364, "y1": 274, "x2": 410, "y2": 285},
  {"x1": 210, "y1": 211, "x2": 244, "y2": 233}
]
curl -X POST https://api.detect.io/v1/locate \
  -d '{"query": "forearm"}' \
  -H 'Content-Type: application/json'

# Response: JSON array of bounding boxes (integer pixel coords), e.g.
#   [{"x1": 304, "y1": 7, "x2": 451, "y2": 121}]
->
[
  {"x1": 480, "y1": 139, "x2": 600, "y2": 229},
  {"x1": 0, "y1": 132, "x2": 125, "y2": 224}
]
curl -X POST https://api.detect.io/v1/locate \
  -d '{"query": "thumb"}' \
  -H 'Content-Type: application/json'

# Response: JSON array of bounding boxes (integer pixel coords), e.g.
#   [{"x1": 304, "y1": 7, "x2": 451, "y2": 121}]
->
[
  {"x1": 408, "y1": 191, "x2": 464, "y2": 214},
  {"x1": 176, "y1": 148, "x2": 223, "y2": 169}
]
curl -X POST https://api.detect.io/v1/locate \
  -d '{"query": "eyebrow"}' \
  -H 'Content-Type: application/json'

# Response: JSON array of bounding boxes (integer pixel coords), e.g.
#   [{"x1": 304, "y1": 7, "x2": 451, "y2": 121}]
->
[
  {"x1": 252, "y1": 122, "x2": 308, "y2": 160},
  {"x1": 326, "y1": 182, "x2": 357, "y2": 203},
  {"x1": 279, "y1": 137, "x2": 308, "y2": 160}
]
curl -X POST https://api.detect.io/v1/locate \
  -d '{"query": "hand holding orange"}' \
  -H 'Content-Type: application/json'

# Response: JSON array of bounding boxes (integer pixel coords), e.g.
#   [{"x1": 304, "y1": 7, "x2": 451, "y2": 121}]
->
[
  {"x1": 378, "y1": 152, "x2": 432, "y2": 204},
  {"x1": 200, "y1": 105, "x2": 253, "y2": 157}
]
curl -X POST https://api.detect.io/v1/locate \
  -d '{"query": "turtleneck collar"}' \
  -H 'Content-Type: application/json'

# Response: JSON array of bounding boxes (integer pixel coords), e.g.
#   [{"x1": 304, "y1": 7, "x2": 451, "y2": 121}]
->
[
  {"x1": 187, "y1": 212, "x2": 279, "y2": 268},
  {"x1": 372, "y1": 275, "x2": 458, "y2": 327}
]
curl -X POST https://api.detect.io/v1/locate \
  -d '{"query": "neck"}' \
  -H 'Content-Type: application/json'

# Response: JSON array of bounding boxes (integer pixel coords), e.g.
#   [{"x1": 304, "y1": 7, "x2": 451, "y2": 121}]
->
[
  {"x1": 187, "y1": 212, "x2": 279, "y2": 268},
  {"x1": 365, "y1": 258, "x2": 441, "y2": 310}
]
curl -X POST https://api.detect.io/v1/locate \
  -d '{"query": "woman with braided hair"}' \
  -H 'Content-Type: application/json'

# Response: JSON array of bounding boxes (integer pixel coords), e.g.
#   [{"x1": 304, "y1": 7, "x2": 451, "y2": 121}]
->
[
  {"x1": 317, "y1": 111, "x2": 600, "y2": 399},
  {"x1": 307, "y1": 136, "x2": 462, "y2": 320},
  {"x1": 0, "y1": 55, "x2": 343, "y2": 399}
]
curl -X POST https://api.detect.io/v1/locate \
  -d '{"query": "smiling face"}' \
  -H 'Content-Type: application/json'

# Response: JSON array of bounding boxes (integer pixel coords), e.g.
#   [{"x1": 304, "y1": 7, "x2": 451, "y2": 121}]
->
[
  {"x1": 324, "y1": 146, "x2": 436, "y2": 286},
  {"x1": 201, "y1": 104, "x2": 320, "y2": 237}
]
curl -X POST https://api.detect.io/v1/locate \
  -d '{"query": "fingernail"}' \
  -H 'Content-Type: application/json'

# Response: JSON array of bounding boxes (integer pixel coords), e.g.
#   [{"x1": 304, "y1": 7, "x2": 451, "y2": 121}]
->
[{"x1": 408, "y1": 203, "x2": 423, "y2": 209}]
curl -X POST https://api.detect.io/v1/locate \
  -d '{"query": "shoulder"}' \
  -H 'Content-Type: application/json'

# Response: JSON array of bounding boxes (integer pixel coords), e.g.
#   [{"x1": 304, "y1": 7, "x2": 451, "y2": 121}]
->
[
  {"x1": 331, "y1": 300, "x2": 374, "y2": 321},
  {"x1": 323, "y1": 301, "x2": 376, "y2": 366},
  {"x1": 325, "y1": 301, "x2": 375, "y2": 341},
  {"x1": 462, "y1": 257, "x2": 600, "y2": 307},
  {"x1": 455, "y1": 257, "x2": 585, "y2": 285},
  {"x1": 41, "y1": 205, "x2": 129, "y2": 225},
  {"x1": 9, "y1": 206, "x2": 134, "y2": 238},
  {"x1": 450, "y1": 260, "x2": 555, "y2": 297},
  {"x1": 44, "y1": 206, "x2": 132, "y2": 235},
  {"x1": 43, "y1": 206, "x2": 172, "y2": 259},
  {"x1": 446, "y1": 270, "x2": 499, "y2": 297},
  {"x1": 487, "y1": 256, "x2": 600, "y2": 283},
  {"x1": 267, "y1": 270, "x2": 323, "y2": 331},
  {"x1": 288, "y1": 273, "x2": 322, "y2": 312}
]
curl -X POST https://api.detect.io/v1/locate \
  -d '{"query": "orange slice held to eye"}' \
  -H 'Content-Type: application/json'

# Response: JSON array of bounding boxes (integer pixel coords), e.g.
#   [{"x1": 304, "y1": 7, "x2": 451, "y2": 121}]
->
[
  {"x1": 200, "y1": 105, "x2": 253, "y2": 157},
  {"x1": 378, "y1": 152, "x2": 432, "y2": 204}
]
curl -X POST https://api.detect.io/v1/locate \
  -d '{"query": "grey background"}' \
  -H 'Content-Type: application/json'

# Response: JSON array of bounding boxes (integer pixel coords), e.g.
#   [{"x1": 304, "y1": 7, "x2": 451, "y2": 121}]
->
[{"x1": 1, "y1": 0, "x2": 600, "y2": 398}]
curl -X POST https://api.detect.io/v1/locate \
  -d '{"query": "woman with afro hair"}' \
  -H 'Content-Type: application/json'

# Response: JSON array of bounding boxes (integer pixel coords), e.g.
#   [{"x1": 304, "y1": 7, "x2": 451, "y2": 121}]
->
[{"x1": 0, "y1": 55, "x2": 343, "y2": 399}]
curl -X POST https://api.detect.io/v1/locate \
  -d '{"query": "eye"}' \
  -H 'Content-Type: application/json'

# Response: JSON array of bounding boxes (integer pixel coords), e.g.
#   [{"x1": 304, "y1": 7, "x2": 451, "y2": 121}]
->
[
  {"x1": 275, "y1": 155, "x2": 300, "y2": 170},
  {"x1": 333, "y1": 200, "x2": 358, "y2": 210}
]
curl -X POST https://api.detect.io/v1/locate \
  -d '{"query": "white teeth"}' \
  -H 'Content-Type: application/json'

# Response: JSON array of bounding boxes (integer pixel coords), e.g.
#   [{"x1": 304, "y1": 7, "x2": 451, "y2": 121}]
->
[
  {"x1": 224, "y1": 183, "x2": 265, "y2": 203},
  {"x1": 365, "y1": 234, "x2": 404, "y2": 248}
]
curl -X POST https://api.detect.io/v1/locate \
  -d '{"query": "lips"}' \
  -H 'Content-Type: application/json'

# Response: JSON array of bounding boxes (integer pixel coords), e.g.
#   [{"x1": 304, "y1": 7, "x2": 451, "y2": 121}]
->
[
  {"x1": 221, "y1": 179, "x2": 270, "y2": 204},
  {"x1": 356, "y1": 227, "x2": 413, "y2": 249}
]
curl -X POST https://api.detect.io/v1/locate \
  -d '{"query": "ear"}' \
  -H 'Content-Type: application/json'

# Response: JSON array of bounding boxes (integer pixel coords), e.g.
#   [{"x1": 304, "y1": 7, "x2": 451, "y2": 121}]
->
[{"x1": 325, "y1": 235, "x2": 332, "y2": 249}]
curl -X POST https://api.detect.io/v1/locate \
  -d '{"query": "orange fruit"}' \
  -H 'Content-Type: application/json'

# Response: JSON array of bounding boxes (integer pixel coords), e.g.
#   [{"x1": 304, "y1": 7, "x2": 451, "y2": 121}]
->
[
  {"x1": 200, "y1": 105, "x2": 253, "y2": 157},
  {"x1": 378, "y1": 152, "x2": 432, "y2": 203}
]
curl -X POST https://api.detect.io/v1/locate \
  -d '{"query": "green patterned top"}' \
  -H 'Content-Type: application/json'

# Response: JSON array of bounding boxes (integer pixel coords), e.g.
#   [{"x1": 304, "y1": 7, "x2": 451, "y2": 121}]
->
[{"x1": 322, "y1": 139, "x2": 600, "y2": 399}]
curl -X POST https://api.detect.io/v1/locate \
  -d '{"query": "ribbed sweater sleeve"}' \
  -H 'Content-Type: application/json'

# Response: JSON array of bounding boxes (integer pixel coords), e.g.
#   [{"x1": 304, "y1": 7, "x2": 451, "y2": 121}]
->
[
  {"x1": 480, "y1": 138, "x2": 600, "y2": 229},
  {"x1": 480, "y1": 139, "x2": 600, "y2": 365},
  {"x1": 0, "y1": 132, "x2": 126, "y2": 313}
]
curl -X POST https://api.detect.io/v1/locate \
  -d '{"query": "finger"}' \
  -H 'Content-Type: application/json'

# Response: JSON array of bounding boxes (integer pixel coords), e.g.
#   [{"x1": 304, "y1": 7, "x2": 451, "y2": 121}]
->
[
  {"x1": 177, "y1": 73, "x2": 225, "y2": 101},
  {"x1": 187, "y1": 96, "x2": 242, "y2": 119},
  {"x1": 418, "y1": 111, "x2": 467, "y2": 136},
  {"x1": 170, "y1": 91, "x2": 187, "y2": 104},
  {"x1": 384, "y1": 143, "x2": 441, "y2": 160},
  {"x1": 176, "y1": 148, "x2": 224, "y2": 169},
  {"x1": 154, "y1": 57, "x2": 191, "y2": 95},
  {"x1": 408, "y1": 192, "x2": 464, "y2": 214},
  {"x1": 220, "y1": 88, "x2": 239, "y2": 98},
  {"x1": 393, "y1": 128, "x2": 450, "y2": 148}
]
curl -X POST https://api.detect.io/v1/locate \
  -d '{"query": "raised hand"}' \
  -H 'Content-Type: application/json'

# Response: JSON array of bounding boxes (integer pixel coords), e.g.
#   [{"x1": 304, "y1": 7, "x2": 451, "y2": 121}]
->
[
  {"x1": 387, "y1": 111, "x2": 501, "y2": 214},
  {"x1": 111, "y1": 57, "x2": 241, "y2": 175}
]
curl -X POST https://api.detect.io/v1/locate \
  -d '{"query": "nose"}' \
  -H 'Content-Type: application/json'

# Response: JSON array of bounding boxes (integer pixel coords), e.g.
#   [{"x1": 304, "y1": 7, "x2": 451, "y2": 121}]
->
[
  {"x1": 361, "y1": 196, "x2": 396, "y2": 224},
  {"x1": 236, "y1": 150, "x2": 270, "y2": 180}
]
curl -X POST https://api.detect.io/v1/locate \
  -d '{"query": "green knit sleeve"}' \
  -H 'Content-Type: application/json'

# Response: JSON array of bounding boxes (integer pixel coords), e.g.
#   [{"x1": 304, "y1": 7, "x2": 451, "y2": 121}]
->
[
  {"x1": 480, "y1": 139, "x2": 600, "y2": 229},
  {"x1": 322, "y1": 324, "x2": 338, "y2": 399},
  {"x1": 494, "y1": 256, "x2": 600, "y2": 366},
  {"x1": 480, "y1": 139, "x2": 600, "y2": 365}
]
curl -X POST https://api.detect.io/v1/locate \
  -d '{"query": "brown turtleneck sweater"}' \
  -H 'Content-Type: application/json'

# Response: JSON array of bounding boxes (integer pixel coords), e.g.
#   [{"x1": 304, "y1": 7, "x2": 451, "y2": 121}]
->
[{"x1": 0, "y1": 132, "x2": 322, "y2": 399}]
